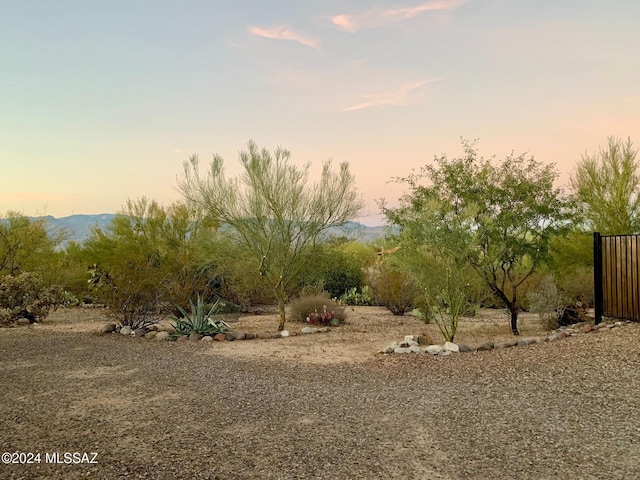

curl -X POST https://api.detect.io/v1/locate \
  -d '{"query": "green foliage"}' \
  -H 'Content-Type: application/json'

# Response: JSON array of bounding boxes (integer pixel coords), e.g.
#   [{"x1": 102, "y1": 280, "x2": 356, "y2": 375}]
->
[
  {"x1": 191, "y1": 229, "x2": 273, "y2": 309},
  {"x1": 558, "y1": 266, "x2": 593, "y2": 307},
  {"x1": 0, "y1": 273, "x2": 63, "y2": 325},
  {"x1": 368, "y1": 263, "x2": 420, "y2": 315},
  {"x1": 526, "y1": 276, "x2": 568, "y2": 331},
  {"x1": 170, "y1": 295, "x2": 231, "y2": 336},
  {"x1": 338, "y1": 286, "x2": 373, "y2": 306},
  {"x1": 178, "y1": 140, "x2": 363, "y2": 330},
  {"x1": 571, "y1": 136, "x2": 640, "y2": 234},
  {"x1": 382, "y1": 139, "x2": 573, "y2": 334},
  {"x1": 85, "y1": 198, "x2": 211, "y2": 328},
  {"x1": 288, "y1": 294, "x2": 346, "y2": 324},
  {"x1": 297, "y1": 241, "x2": 365, "y2": 299},
  {"x1": 0, "y1": 212, "x2": 63, "y2": 276}
]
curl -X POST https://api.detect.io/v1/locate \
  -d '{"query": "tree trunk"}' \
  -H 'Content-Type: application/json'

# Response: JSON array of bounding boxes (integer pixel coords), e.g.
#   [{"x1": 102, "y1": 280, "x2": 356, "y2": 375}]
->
[
  {"x1": 277, "y1": 300, "x2": 286, "y2": 331},
  {"x1": 509, "y1": 305, "x2": 520, "y2": 336}
]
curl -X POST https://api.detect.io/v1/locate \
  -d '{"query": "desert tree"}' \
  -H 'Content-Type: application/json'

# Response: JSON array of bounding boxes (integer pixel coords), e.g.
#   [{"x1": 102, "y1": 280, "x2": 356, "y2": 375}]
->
[
  {"x1": 178, "y1": 140, "x2": 363, "y2": 330},
  {"x1": 382, "y1": 140, "x2": 572, "y2": 335},
  {"x1": 0, "y1": 211, "x2": 63, "y2": 276},
  {"x1": 570, "y1": 136, "x2": 640, "y2": 234}
]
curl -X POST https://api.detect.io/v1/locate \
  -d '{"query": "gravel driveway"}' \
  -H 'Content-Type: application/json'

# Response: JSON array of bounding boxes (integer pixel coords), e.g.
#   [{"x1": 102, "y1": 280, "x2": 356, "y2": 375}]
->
[{"x1": 1, "y1": 312, "x2": 639, "y2": 479}]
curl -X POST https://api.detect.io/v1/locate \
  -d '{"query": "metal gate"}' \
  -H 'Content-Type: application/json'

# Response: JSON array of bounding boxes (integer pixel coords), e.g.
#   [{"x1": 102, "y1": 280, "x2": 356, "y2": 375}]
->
[{"x1": 594, "y1": 232, "x2": 640, "y2": 324}]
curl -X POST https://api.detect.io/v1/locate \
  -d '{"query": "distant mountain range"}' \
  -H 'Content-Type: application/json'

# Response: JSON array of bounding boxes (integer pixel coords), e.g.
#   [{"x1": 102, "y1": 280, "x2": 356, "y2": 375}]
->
[{"x1": 37, "y1": 215, "x2": 390, "y2": 245}]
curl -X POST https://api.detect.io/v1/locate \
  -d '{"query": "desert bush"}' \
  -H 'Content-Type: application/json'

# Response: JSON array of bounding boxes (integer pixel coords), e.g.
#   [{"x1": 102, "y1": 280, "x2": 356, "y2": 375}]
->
[
  {"x1": 368, "y1": 264, "x2": 420, "y2": 315},
  {"x1": 170, "y1": 295, "x2": 231, "y2": 336},
  {"x1": 85, "y1": 198, "x2": 218, "y2": 328},
  {"x1": 296, "y1": 242, "x2": 365, "y2": 299},
  {"x1": 88, "y1": 264, "x2": 163, "y2": 330},
  {"x1": 0, "y1": 273, "x2": 63, "y2": 325},
  {"x1": 288, "y1": 294, "x2": 346, "y2": 324},
  {"x1": 527, "y1": 275, "x2": 568, "y2": 331},
  {"x1": 558, "y1": 266, "x2": 594, "y2": 307}
]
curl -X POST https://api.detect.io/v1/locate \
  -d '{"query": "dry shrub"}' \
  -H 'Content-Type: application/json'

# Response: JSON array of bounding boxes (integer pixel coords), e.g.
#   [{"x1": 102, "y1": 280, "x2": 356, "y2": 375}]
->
[
  {"x1": 368, "y1": 265, "x2": 420, "y2": 316},
  {"x1": 288, "y1": 294, "x2": 346, "y2": 324},
  {"x1": 527, "y1": 275, "x2": 566, "y2": 331}
]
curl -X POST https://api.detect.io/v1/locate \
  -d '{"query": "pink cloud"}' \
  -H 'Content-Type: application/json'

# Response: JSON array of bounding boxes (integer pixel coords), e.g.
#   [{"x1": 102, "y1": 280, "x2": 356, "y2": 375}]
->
[
  {"x1": 332, "y1": 0, "x2": 468, "y2": 32},
  {"x1": 249, "y1": 25, "x2": 319, "y2": 49}
]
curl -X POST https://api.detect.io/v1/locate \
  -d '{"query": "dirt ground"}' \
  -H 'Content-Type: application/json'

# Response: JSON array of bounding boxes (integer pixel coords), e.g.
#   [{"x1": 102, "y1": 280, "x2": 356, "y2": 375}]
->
[
  {"x1": 1, "y1": 306, "x2": 638, "y2": 480},
  {"x1": 38, "y1": 305, "x2": 549, "y2": 364}
]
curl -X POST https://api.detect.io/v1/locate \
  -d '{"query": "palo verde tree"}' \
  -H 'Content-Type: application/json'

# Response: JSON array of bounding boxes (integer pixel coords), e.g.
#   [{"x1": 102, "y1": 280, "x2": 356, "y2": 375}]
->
[
  {"x1": 382, "y1": 140, "x2": 572, "y2": 335},
  {"x1": 570, "y1": 136, "x2": 640, "y2": 234},
  {"x1": 178, "y1": 140, "x2": 363, "y2": 331}
]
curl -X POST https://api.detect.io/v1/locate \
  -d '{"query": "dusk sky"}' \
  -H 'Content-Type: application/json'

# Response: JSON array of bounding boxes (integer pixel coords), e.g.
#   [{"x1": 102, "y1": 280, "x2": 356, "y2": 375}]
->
[{"x1": 2, "y1": 0, "x2": 639, "y2": 225}]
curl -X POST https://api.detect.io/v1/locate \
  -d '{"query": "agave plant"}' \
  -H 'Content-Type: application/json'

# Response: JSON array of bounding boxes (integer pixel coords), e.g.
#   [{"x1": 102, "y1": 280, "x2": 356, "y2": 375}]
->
[{"x1": 170, "y1": 295, "x2": 231, "y2": 336}]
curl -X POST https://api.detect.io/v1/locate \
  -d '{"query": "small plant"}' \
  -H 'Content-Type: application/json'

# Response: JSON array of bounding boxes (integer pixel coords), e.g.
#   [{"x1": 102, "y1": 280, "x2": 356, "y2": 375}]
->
[
  {"x1": 338, "y1": 286, "x2": 373, "y2": 306},
  {"x1": 170, "y1": 295, "x2": 231, "y2": 336},
  {"x1": 306, "y1": 305, "x2": 339, "y2": 326},
  {"x1": 289, "y1": 294, "x2": 346, "y2": 324}
]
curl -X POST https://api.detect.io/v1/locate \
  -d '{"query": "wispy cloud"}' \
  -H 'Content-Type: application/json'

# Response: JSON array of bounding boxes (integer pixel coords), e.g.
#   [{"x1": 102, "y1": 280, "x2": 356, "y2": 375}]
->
[
  {"x1": 332, "y1": 0, "x2": 468, "y2": 32},
  {"x1": 249, "y1": 25, "x2": 319, "y2": 49},
  {"x1": 342, "y1": 78, "x2": 443, "y2": 111}
]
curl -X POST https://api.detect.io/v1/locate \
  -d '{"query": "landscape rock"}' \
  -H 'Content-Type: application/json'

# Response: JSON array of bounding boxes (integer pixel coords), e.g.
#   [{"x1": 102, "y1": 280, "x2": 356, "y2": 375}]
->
[
  {"x1": 409, "y1": 345, "x2": 425, "y2": 354},
  {"x1": 100, "y1": 322, "x2": 117, "y2": 334},
  {"x1": 177, "y1": 335, "x2": 189, "y2": 342},
  {"x1": 201, "y1": 336, "x2": 213, "y2": 342},
  {"x1": 516, "y1": 338, "x2": 537, "y2": 347},
  {"x1": 425, "y1": 345, "x2": 444, "y2": 355},
  {"x1": 393, "y1": 347, "x2": 412, "y2": 354},
  {"x1": 224, "y1": 333, "x2": 235, "y2": 341},
  {"x1": 476, "y1": 342, "x2": 494, "y2": 351},
  {"x1": 245, "y1": 333, "x2": 256, "y2": 340},
  {"x1": 189, "y1": 333, "x2": 203, "y2": 342},
  {"x1": 257, "y1": 332, "x2": 273, "y2": 339},
  {"x1": 444, "y1": 342, "x2": 459, "y2": 353},
  {"x1": 213, "y1": 333, "x2": 226, "y2": 342},
  {"x1": 458, "y1": 344, "x2": 474, "y2": 352},
  {"x1": 495, "y1": 339, "x2": 518, "y2": 349},
  {"x1": 439, "y1": 350, "x2": 453, "y2": 357},
  {"x1": 232, "y1": 332, "x2": 246, "y2": 341},
  {"x1": 16, "y1": 318, "x2": 32, "y2": 325},
  {"x1": 280, "y1": 330, "x2": 290, "y2": 337},
  {"x1": 120, "y1": 326, "x2": 133, "y2": 336},
  {"x1": 145, "y1": 331, "x2": 157, "y2": 340},
  {"x1": 134, "y1": 328, "x2": 145, "y2": 338},
  {"x1": 301, "y1": 327, "x2": 318, "y2": 334},
  {"x1": 155, "y1": 331, "x2": 170, "y2": 341}
]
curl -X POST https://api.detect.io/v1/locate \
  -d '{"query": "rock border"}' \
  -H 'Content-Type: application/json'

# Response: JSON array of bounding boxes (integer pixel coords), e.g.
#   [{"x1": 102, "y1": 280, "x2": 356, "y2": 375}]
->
[
  {"x1": 99, "y1": 322, "x2": 331, "y2": 342},
  {"x1": 380, "y1": 320, "x2": 632, "y2": 356}
]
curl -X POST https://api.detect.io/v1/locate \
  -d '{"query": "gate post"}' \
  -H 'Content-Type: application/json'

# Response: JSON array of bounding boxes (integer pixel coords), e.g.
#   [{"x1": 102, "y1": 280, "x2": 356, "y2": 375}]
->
[{"x1": 593, "y1": 231, "x2": 603, "y2": 325}]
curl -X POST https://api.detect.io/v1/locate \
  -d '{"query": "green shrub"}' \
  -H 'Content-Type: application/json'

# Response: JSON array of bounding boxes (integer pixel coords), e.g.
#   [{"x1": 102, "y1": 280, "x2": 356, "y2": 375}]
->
[
  {"x1": 88, "y1": 264, "x2": 165, "y2": 330},
  {"x1": 368, "y1": 265, "x2": 420, "y2": 315},
  {"x1": 0, "y1": 273, "x2": 63, "y2": 325},
  {"x1": 527, "y1": 275, "x2": 567, "y2": 331},
  {"x1": 296, "y1": 243, "x2": 365, "y2": 299},
  {"x1": 289, "y1": 294, "x2": 346, "y2": 324},
  {"x1": 170, "y1": 295, "x2": 231, "y2": 336},
  {"x1": 558, "y1": 266, "x2": 594, "y2": 307}
]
